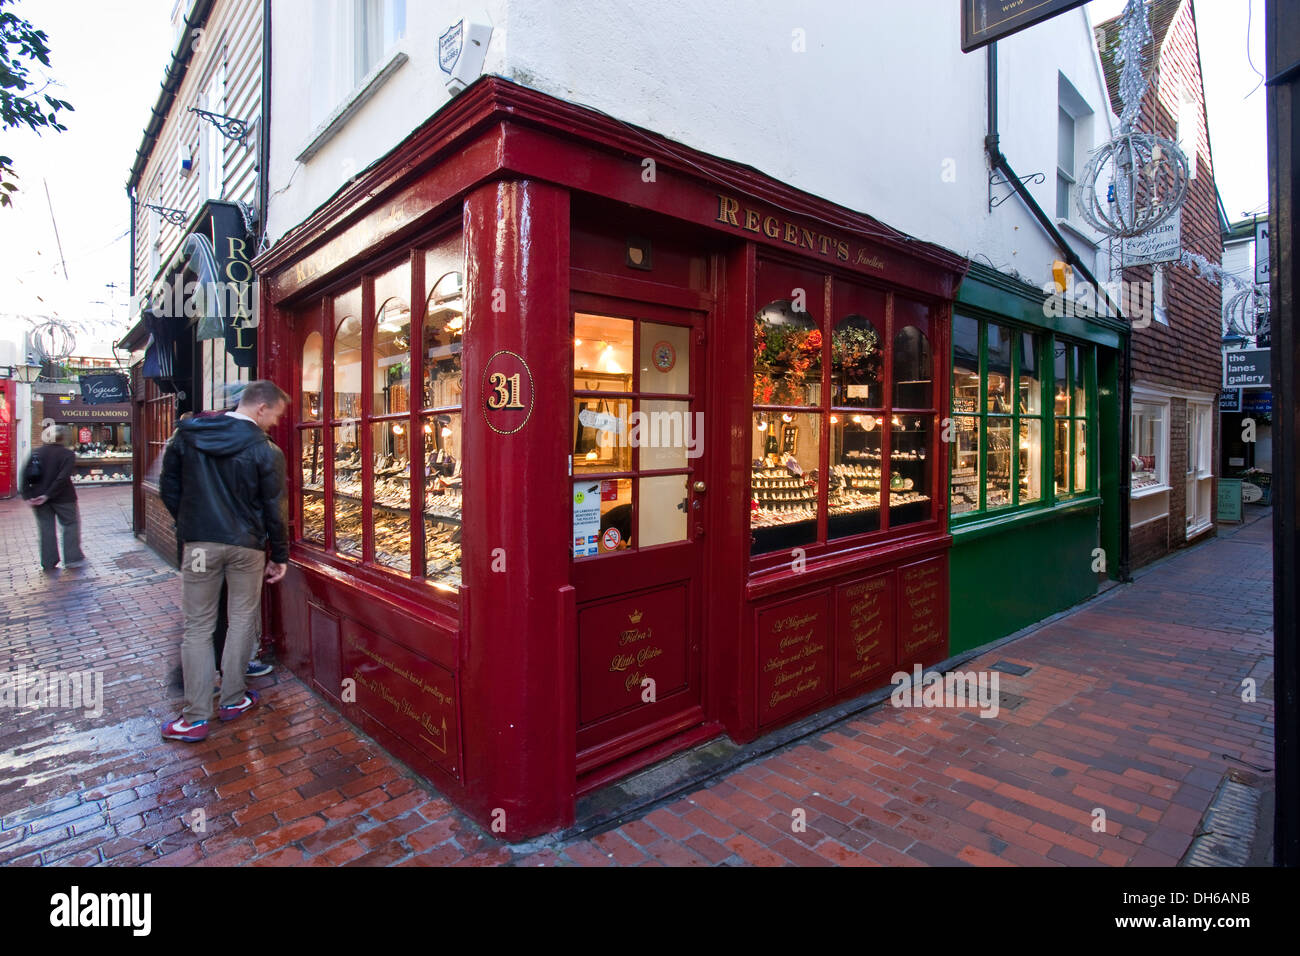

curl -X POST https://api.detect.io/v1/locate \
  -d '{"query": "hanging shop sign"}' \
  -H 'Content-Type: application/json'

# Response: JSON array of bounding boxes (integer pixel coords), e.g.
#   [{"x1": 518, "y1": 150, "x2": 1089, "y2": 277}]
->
[
  {"x1": 43, "y1": 395, "x2": 131, "y2": 422},
  {"x1": 1122, "y1": 209, "x2": 1181, "y2": 265},
  {"x1": 1255, "y1": 220, "x2": 1270, "y2": 284},
  {"x1": 1219, "y1": 389, "x2": 1241, "y2": 413},
  {"x1": 960, "y1": 0, "x2": 1089, "y2": 53},
  {"x1": 79, "y1": 372, "x2": 130, "y2": 405},
  {"x1": 208, "y1": 202, "x2": 257, "y2": 368},
  {"x1": 1223, "y1": 348, "x2": 1270, "y2": 389},
  {"x1": 1242, "y1": 390, "x2": 1272, "y2": 421}
]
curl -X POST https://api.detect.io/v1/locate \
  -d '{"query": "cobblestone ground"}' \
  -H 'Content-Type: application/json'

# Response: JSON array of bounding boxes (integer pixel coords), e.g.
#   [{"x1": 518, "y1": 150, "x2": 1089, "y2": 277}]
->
[{"x1": 0, "y1": 487, "x2": 1274, "y2": 866}]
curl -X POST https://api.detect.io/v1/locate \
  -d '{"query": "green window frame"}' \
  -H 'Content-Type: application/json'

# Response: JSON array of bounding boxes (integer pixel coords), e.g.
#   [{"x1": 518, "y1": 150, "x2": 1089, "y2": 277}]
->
[{"x1": 950, "y1": 314, "x2": 1094, "y2": 522}]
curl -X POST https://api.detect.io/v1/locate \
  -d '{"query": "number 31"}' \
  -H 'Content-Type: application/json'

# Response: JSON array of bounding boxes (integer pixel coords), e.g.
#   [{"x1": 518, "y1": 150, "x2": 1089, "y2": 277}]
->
[{"x1": 486, "y1": 372, "x2": 524, "y2": 410}]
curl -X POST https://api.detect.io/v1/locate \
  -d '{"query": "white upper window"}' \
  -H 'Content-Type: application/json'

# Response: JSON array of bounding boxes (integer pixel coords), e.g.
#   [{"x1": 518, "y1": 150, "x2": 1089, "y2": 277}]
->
[
  {"x1": 310, "y1": 0, "x2": 407, "y2": 128},
  {"x1": 199, "y1": 59, "x2": 226, "y2": 202},
  {"x1": 1056, "y1": 74, "x2": 1094, "y2": 225}
]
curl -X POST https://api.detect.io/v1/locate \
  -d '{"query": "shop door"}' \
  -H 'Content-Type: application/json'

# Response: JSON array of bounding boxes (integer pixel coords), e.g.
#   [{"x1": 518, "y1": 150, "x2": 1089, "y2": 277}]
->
[{"x1": 570, "y1": 295, "x2": 708, "y2": 774}]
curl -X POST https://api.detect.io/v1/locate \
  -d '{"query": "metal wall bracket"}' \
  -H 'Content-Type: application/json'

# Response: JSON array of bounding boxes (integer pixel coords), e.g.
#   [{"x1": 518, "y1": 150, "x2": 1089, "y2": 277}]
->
[
  {"x1": 189, "y1": 107, "x2": 252, "y2": 147},
  {"x1": 144, "y1": 204, "x2": 188, "y2": 226},
  {"x1": 989, "y1": 169, "x2": 1046, "y2": 211}
]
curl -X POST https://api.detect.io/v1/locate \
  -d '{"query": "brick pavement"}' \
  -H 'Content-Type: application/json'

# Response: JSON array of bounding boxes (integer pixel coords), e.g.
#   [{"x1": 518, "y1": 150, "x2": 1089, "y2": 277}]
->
[{"x1": 0, "y1": 487, "x2": 1274, "y2": 866}]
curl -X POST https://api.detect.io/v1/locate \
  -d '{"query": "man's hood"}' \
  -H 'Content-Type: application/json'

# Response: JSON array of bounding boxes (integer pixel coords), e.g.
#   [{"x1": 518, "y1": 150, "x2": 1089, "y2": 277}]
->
[{"x1": 179, "y1": 413, "x2": 267, "y2": 456}]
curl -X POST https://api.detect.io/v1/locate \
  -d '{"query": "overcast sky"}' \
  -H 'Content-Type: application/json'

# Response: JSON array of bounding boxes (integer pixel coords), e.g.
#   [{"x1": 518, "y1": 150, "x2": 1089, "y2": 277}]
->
[{"x1": 0, "y1": 0, "x2": 1271, "y2": 356}]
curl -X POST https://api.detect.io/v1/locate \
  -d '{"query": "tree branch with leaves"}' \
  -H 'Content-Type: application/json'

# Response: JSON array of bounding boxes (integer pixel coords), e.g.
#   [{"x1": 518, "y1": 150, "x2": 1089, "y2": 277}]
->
[{"x1": 0, "y1": 0, "x2": 73, "y2": 208}]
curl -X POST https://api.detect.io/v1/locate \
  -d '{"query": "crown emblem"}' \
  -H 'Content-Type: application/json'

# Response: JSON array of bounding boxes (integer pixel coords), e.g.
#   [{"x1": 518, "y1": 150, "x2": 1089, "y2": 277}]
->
[{"x1": 628, "y1": 609, "x2": 643, "y2": 624}]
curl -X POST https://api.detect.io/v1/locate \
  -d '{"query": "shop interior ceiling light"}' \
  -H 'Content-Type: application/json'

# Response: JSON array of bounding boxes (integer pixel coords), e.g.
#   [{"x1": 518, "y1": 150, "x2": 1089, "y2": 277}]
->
[{"x1": 1076, "y1": 0, "x2": 1189, "y2": 240}]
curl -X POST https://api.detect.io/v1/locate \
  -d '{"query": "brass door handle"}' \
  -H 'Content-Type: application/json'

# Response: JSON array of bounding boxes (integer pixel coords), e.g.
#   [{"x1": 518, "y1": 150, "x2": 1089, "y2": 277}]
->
[{"x1": 693, "y1": 481, "x2": 707, "y2": 493}]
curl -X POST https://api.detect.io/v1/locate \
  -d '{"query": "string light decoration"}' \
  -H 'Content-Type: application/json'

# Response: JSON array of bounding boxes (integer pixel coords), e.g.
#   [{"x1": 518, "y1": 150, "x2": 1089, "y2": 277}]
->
[{"x1": 1076, "y1": 0, "x2": 1190, "y2": 239}]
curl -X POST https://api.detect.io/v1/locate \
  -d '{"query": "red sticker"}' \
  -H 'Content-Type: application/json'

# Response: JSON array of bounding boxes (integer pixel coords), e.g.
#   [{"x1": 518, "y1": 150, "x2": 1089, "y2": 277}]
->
[
  {"x1": 651, "y1": 341, "x2": 676, "y2": 372},
  {"x1": 600, "y1": 480, "x2": 618, "y2": 501}
]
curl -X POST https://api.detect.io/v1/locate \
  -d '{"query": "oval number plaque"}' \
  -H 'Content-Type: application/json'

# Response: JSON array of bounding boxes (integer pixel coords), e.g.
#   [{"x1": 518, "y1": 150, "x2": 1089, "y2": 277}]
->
[{"x1": 482, "y1": 349, "x2": 535, "y2": 435}]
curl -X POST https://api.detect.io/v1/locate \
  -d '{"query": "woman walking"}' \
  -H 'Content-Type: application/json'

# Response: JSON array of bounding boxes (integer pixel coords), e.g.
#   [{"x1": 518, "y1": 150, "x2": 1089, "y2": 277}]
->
[{"x1": 22, "y1": 424, "x2": 87, "y2": 571}]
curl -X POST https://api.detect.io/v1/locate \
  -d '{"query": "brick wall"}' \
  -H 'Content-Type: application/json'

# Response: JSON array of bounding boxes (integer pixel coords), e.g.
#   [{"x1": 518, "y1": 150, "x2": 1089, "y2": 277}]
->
[
  {"x1": 1131, "y1": 515, "x2": 1169, "y2": 568},
  {"x1": 1126, "y1": 2, "x2": 1223, "y2": 395},
  {"x1": 144, "y1": 486, "x2": 179, "y2": 568},
  {"x1": 1167, "y1": 397, "x2": 1187, "y2": 547}
]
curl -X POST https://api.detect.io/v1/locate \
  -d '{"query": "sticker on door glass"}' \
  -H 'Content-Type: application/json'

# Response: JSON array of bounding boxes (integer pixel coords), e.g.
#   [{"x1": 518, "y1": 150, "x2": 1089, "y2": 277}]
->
[
  {"x1": 573, "y1": 483, "x2": 601, "y2": 557},
  {"x1": 602, "y1": 527, "x2": 622, "y2": 551},
  {"x1": 578, "y1": 407, "x2": 624, "y2": 434},
  {"x1": 651, "y1": 341, "x2": 676, "y2": 373}
]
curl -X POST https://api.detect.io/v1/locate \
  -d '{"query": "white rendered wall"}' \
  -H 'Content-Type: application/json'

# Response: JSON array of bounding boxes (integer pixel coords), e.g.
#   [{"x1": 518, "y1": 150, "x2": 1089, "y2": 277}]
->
[
  {"x1": 266, "y1": 0, "x2": 510, "y2": 245},
  {"x1": 267, "y1": 1, "x2": 1119, "y2": 294}
]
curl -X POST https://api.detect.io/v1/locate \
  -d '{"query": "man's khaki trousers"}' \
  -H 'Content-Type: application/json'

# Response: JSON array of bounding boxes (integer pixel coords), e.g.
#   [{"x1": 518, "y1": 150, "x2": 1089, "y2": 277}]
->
[{"x1": 180, "y1": 542, "x2": 265, "y2": 723}]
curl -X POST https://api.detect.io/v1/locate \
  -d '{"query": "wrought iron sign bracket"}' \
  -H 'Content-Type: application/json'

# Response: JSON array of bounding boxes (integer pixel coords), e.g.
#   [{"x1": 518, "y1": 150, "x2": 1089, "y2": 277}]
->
[
  {"x1": 988, "y1": 169, "x2": 1046, "y2": 211},
  {"x1": 144, "y1": 204, "x2": 189, "y2": 226},
  {"x1": 189, "y1": 107, "x2": 252, "y2": 147}
]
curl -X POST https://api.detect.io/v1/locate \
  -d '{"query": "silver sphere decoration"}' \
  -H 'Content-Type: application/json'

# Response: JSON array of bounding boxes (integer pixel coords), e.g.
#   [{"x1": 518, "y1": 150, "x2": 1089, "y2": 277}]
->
[
  {"x1": 1076, "y1": 132, "x2": 1190, "y2": 239},
  {"x1": 31, "y1": 319, "x2": 77, "y2": 363},
  {"x1": 1223, "y1": 287, "x2": 1269, "y2": 341}
]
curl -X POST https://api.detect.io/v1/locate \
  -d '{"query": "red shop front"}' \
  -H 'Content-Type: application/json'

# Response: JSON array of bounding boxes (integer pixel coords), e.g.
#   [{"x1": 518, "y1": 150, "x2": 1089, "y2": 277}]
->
[{"x1": 254, "y1": 78, "x2": 967, "y2": 839}]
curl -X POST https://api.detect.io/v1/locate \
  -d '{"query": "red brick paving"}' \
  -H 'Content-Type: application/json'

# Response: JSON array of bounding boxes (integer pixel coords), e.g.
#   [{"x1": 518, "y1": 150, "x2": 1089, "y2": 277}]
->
[{"x1": 0, "y1": 487, "x2": 1274, "y2": 865}]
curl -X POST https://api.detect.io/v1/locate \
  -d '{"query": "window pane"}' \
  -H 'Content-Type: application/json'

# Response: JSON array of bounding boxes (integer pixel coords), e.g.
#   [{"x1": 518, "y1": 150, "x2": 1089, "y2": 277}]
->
[
  {"x1": 300, "y1": 428, "x2": 325, "y2": 544},
  {"x1": 575, "y1": 313, "x2": 634, "y2": 393},
  {"x1": 951, "y1": 415, "x2": 980, "y2": 515},
  {"x1": 302, "y1": 332, "x2": 323, "y2": 421},
  {"x1": 423, "y1": 411, "x2": 462, "y2": 588},
  {"x1": 986, "y1": 419, "x2": 1012, "y2": 510},
  {"x1": 893, "y1": 299, "x2": 932, "y2": 408},
  {"x1": 754, "y1": 299, "x2": 821, "y2": 407},
  {"x1": 1072, "y1": 345, "x2": 1086, "y2": 416},
  {"x1": 638, "y1": 399, "x2": 693, "y2": 471},
  {"x1": 1053, "y1": 341, "x2": 1070, "y2": 415},
  {"x1": 573, "y1": 479, "x2": 633, "y2": 556},
  {"x1": 987, "y1": 324, "x2": 1012, "y2": 413},
  {"x1": 573, "y1": 398, "x2": 632, "y2": 474},
  {"x1": 1131, "y1": 407, "x2": 1161, "y2": 490},
  {"x1": 423, "y1": 259, "x2": 464, "y2": 410},
  {"x1": 373, "y1": 262, "x2": 412, "y2": 417},
  {"x1": 333, "y1": 420, "x2": 362, "y2": 558},
  {"x1": 371, "y1": 420, "x2": 411, "y2": 572},
  {"x1": 751, "y1": 412, "x2": 820, "y2": 554},
  {"x1": 889, "y1": 414, "x2": 932, "y2": 526},
  {"x1": 952, "y1": 315, "x2": 979, "y2": 414},
  {"x1": 639, "y1": 475, "x2": 689, "y2": 548},
  {"x1": 640, "y1": 323, "x2": 690, "y2": 395},
  {"x1": 1018, "y1": 332, "x2": 1040, "y2": 415},
  {"x1": 1057, "y1": 173, "x2": 1072, "y2": 220},
  {"x1": 333, "y1": 287, "x2": 362, "y2": 419},
  {"x1": 829, "y1": 413, "x2": 882, "y2": 537},
  {"x1": 1019, "y1": 418, "x2": 1042, "y2": 504},
  {"x1": 1058, "y1": 107, "x2": 1074, "y2": 174},
  {"x1": 831, "y1": 314, "x2": 883, "y2": 408},
  {"x1": 1054, "y1": 418, "x2": 1069, "y2": 495},
  {"x1": 1074, "y1": 420, "x2": 1088, "y2": 492}
]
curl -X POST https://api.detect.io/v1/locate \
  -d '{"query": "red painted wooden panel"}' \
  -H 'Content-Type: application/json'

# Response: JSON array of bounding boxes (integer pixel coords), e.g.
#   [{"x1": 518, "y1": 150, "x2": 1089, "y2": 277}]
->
[
  {"x1": 897, "y1": 555, "x2": 948, "y2": 664},
  {"x1": 756, "y1": 592, "x2": 832, "y2": 727},
  {"x1": 835, "y1": 571, "x2": 896, "y2": 692}
]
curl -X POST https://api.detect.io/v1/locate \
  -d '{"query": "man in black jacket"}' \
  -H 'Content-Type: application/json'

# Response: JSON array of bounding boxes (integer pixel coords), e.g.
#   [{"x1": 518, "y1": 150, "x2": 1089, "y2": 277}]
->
[
  {"x1": 23, "y1": 424, "x2": 86, "y2": 571},
  {"x1": 159, "y1": 380, "x2": 290, "y2": 742}
]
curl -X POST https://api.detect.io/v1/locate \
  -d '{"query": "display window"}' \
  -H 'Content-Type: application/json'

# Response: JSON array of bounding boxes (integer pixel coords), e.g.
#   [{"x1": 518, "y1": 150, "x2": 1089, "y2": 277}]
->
[
  {"x1": 750, "y1": 259, "x2": 939, "y2": 560},
  {"x1": 294, "y1": 227, "x2": 464, "y2": 596},
  {"x1": 1130, "y1": 401, "x2": 1166, "y2": 493},
  {"x1": 949, "y1": 315, "x2": 1092, "y2": 519}
]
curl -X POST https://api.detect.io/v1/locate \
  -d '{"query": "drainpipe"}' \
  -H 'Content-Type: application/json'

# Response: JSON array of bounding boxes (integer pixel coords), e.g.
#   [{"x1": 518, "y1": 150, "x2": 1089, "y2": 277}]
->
[
  {"x1": 986, "y1": 43, "x2": 1133, "y2": 582},
  {"x1": 257, "y1": 0, "x2": 271, "y2": 252}
]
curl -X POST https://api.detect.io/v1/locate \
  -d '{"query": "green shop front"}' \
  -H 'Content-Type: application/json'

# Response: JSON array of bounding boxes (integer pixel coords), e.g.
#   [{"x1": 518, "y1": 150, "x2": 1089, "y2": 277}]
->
[{"x1": 947, "y1": 264, "x2": 1126, "y2": 654}]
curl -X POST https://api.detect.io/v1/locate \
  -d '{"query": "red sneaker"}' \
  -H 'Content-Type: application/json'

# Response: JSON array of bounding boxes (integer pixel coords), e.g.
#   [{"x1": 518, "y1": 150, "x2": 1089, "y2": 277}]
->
[
  {"x1": 218, "y1": 690, "x2": 259, "y2": 722},
  {"x1": 161, "y1": 717, "x2": 210, "y2": 742}
]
